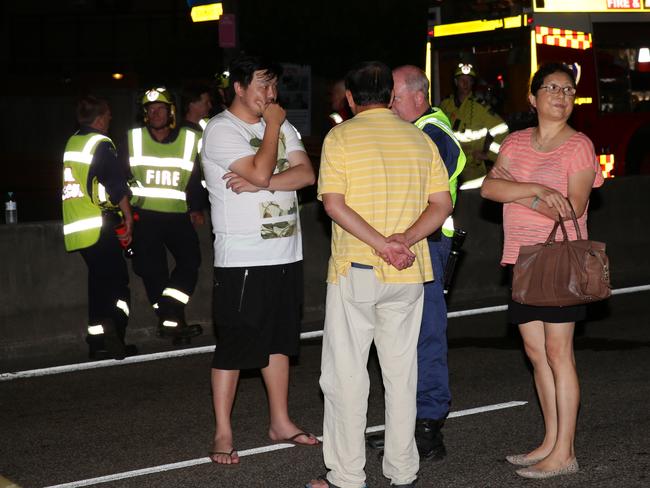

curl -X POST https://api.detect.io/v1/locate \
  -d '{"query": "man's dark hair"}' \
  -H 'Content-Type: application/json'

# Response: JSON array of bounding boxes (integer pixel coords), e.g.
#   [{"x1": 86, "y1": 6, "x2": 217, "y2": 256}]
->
[
  {"x1": 76, "y1": 95, "x2": 109, "y2": 126},
  {"x1": 229, "y1": 55, "x2": 283, "y2": 91},
  {"x1": 181, "y1": 82, "x2": 211, "y2": 115},
  {"x1": 530, "y1": 62, "x2": 576, "y2": 95},
  {"x1": 344, "y1": 61, "x2": 393, "y2": 106}
]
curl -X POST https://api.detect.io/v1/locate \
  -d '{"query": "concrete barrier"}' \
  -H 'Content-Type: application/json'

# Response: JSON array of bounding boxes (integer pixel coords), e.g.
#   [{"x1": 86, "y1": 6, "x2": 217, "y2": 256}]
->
[{"x1": 1, "y1": 176, "x2": 648, "y2": 362}]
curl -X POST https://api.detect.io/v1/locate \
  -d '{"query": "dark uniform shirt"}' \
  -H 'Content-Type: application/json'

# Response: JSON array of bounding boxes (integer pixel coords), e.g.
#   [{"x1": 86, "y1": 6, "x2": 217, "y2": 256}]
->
[
  {"x1": 79, "y1": 126, "x2": 130, "y2": 207},
  {"x1": 417, "y1": 108, "x2": 461, "y2": 177},
  {"x1": 180, "y1": 120, "x2": 203, "y2": 132},
  {"x1": 179, "y1": 120, "x2": 211, "y2": 211}
]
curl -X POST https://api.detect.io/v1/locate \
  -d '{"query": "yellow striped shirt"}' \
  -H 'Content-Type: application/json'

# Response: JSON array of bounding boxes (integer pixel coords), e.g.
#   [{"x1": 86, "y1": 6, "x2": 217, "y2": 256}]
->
[{"x1": 318, "y1": 108, "x2": 449, "y2": 284}]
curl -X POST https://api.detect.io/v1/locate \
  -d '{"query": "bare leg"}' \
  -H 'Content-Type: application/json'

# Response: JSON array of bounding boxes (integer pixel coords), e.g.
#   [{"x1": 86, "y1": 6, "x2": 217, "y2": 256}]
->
[
  {"x1": 533, "y1": 322, "x2": 579, "y2": 470},
  {"x1": 263, "y1": 353, "x2": 319, "y2": 445},
  {"x1": 518, "y1": 321, "x2": 557, "y2": 460},
  {"x1": 210, "y1": 368, "x2": 241, "y2": 464}
]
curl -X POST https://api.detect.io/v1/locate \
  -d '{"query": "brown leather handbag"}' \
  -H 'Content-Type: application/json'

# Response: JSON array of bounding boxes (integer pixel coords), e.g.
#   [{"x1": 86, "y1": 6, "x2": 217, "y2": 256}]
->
[{"x1": 512, "y1": 206, "x2": 611, "y2": 307}]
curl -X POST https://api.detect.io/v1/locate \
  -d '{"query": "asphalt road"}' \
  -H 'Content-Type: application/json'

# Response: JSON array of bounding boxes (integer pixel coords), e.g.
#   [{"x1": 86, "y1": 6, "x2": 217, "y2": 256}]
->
[{"x1": 1, "y1": 291, "x2": 649, "y2": 488}]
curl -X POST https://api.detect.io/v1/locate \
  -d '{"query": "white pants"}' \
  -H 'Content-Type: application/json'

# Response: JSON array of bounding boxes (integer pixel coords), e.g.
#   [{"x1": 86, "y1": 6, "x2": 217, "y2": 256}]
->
[{"x1": 320, "y1": 267, "x2": 423, "y2": 488}]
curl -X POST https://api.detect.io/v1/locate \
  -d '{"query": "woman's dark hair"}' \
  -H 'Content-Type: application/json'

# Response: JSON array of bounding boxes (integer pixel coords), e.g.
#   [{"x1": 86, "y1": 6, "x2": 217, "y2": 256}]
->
[
  {"x1": 229, "y1": 55, "x2": 283, "y2": 90},
  {"x1": 76, "y1": 96, "x2": 109, "y2": 126},
  {"x1": 344, "y1": 61, "x2": 393, "y2": 106},
  {"x1": 530, "y1": 62, "x2": 576, "y2": 95}
]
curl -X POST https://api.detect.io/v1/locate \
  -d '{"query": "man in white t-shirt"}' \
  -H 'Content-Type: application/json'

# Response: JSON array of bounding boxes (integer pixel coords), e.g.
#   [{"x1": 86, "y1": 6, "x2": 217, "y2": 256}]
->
[{"x1": 201, "y1": 55, "x2": 318, "y2": 465}]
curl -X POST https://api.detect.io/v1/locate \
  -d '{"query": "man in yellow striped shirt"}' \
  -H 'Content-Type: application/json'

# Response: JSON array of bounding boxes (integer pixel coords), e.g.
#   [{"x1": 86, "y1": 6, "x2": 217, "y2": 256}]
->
[{"x1": 308, "y1": 62, "x2": 452, "y2": 488}]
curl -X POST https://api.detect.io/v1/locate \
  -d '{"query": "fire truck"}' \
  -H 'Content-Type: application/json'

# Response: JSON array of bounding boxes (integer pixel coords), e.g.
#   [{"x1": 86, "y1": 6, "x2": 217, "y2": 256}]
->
[{"x1": 426, "y1": 0, "x2": 650, "y2": 176}]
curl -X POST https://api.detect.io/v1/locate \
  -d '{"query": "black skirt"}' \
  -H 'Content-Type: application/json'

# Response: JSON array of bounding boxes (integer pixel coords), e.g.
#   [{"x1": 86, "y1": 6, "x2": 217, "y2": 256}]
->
[{"x1": 507, "y1": 265, "x2": 586, "y2": 324}]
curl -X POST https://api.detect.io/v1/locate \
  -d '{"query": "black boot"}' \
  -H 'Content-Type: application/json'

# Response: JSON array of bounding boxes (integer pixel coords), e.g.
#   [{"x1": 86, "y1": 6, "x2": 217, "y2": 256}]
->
[
  {"x1": 366, "y1": 431, "x2": 385, "y2": 450},
  {"x1": 171, "y1": 322, "x2": 203, "y2": 345},
  {"x1": 87, "y1": 318, "x2": 127, "y2": 360},
  {"x1": 157, "y1": 318, "x2": 202, "y2": 342},
  {"x1": 415, "y1": 418, "x2": 446, "y2": 461}
]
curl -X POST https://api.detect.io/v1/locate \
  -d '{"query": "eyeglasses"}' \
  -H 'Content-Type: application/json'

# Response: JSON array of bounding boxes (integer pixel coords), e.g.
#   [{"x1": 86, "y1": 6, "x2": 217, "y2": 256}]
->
[{"x1": 539, "y1": 84, "x2": 577, "y2": 97}]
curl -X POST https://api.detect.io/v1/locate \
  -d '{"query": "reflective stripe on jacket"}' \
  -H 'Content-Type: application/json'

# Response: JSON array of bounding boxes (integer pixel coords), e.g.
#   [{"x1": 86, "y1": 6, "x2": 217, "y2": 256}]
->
[
  {"x1": 415, "y1": 109, "x2": 467, "y2": 237},
  {"x1": 440, "y1": 95, "x2": 508, "y2": 182},
  {"x1": 62, "y1": 133, "x2": 115, "y2": 251},
  {"x1": 128, "y1": 127, "x2": 199, "y2": 213}
]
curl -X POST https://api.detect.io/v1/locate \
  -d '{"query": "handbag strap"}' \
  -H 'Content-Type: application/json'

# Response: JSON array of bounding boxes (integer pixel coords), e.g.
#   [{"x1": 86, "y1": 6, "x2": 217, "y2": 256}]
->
[
  {"x1": 544, "y1": 200, "x2": 582, "y2": 244},
  {"x1": 567, "y1": 201, "x2": 582, "y2": 240}
]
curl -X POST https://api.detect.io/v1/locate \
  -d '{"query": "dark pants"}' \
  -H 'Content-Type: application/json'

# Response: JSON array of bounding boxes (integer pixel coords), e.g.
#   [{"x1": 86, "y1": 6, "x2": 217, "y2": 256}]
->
[
  {"x1": 211, "y1": 262, "x2": 303, "y2": 370},
  {"x1": 131, "y1": 209, "x2": 201, "y2": 323},
  {"x1": 80, "y1": 213, "x2": 130, "y2": 350},
  {"x1": 416, "y1": 235, "x2": 452, "y2": 420}
]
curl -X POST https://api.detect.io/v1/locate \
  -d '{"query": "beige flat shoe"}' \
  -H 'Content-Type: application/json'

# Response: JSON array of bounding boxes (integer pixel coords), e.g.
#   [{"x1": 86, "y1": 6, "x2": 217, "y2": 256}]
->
[
  {"x1": 505, "y1": 453, "x2": 546, "y2": 467},
  {"x1": 516, "y1": 458, "x2": 579, "y2": 479}
]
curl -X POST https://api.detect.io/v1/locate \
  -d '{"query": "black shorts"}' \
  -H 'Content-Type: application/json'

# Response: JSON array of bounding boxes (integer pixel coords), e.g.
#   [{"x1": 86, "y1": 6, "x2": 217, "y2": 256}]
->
[
  {"x1": 507, "y1": 265, "x2": 586, "y2": 324},
  {"x1": 211, "y1": 261, "x2": 303, "y2": 370}
]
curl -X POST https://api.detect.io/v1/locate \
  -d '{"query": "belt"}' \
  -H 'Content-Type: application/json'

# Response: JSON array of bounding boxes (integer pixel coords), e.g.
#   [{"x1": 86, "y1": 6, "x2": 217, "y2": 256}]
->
[{"x1": 351, "y1": 262, "x2": 373, "y2": 269}]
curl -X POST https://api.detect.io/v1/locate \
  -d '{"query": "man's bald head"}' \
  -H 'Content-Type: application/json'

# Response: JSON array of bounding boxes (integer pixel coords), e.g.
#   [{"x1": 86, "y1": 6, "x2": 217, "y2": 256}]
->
[{"x1": 391, "y1": 65, "x2": 430, "y2": 122}]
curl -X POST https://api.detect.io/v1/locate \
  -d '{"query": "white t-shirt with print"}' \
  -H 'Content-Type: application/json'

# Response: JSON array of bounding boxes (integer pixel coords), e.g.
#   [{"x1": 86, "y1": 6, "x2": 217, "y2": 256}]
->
[{"x1": 201, "y1": 110, "x2": 304, "y2": 267}]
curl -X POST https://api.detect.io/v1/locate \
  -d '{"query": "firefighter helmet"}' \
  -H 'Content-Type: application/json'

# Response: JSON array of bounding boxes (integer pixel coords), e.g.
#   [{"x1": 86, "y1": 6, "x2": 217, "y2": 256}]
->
[
  {"x1": 142, "y1": 86, "x2": 174, "y2": 105},
  {"x1": 454, "y1": 63, "x2": 477, "y2": 78},
  {"x1": 215, "y1": 70, "x2": 230, "y2": 89},
  {"x1": 142, "y1": 87, "x2": 176, "y2": 128}
]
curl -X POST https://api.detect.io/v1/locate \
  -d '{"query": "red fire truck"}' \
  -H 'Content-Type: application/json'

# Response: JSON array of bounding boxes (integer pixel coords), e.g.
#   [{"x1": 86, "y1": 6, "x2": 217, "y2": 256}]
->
[{"x1": 426, "y1": 0, "x2": 650, "y2": 176}]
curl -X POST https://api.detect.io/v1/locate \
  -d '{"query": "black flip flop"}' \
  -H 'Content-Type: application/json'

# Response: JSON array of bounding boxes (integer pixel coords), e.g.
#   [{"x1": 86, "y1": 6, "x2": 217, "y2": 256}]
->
[
  {"x1": 208, "y1": 448, "x2": 240, "y2": 465},
  {"x1": 281, "y1": 431, "x2": 321, "y2": 446}
]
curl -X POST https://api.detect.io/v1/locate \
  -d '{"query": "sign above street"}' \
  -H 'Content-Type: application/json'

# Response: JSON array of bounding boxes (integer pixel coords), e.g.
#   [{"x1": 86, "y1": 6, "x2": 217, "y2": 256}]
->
[
  {"x1": 190, "y1": 2, "x2": 223, "y2": 22},
  {"x1": 534, "y1": 0, "x2": 649, "y2": 11}
]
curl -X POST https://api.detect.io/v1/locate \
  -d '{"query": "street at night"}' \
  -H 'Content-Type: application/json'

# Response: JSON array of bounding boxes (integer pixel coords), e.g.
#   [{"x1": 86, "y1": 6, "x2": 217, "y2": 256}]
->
[
  {"x1": 2, "y1": 291, "x2": 649, "y2": 487},
  {"x1": 2, "y1": 1, "x2": 650, "y2": 488}
]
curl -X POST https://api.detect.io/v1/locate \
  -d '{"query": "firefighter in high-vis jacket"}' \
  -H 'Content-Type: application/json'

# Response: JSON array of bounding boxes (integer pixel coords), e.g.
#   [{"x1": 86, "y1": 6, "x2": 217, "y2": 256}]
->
[
  {"x1": 440, "y1": 63, "x2": 509, "y2": 184},
  {"x1": 62, "y1": 95, "x2": 135, "y2": 360},
  {"x1": 127, "y1": 87, "x2": 205, "y2": 343}
]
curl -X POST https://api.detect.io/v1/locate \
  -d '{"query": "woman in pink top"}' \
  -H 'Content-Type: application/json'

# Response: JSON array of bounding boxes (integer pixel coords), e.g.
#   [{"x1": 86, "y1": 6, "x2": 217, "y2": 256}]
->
[{"x1": 481, "y1": 63, "x2": 603, "y2": 480}]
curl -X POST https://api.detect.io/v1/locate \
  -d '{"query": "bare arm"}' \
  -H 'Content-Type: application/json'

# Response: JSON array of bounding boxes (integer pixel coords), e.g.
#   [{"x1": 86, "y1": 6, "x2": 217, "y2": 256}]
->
[
  {"x1": 481, "y1": 154, "x2": 575, "y2": 218},
  {"x1": 402, "y1": 191, "x2": 453, "y2": 246},
  {"x1": 480, "y1": 154, "x2": 537, "y2": 202},
  {"x1": 228, "y1": 104, "x2": 286, "y2": 188},
  {"x1": 266, "y1": 150, "x2": 316, "y2": 191},
  {"x1": 522, "y1": 168, "x2": 595, "y2": 219},
  {"x1": 223, "y1": 150, "x2": 316, "y2": 193},
  {"x1": 385, "y1": 191, "x2": 452, "y2": 259}
]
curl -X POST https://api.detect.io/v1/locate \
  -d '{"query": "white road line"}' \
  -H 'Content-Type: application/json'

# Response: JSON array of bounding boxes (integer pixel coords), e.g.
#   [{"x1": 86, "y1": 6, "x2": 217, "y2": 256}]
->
[
  {"x1": 2, "y1": 284, "x2": 648, "y2": 382},
  {"x1": 42, "y1": 400, "x2": 528, "y2": 488},
  {"x1": 611, "y1": 284, "x2": 650, "y2": 295},
  {"x1": 0, "y1": 347, "x2": 217, "y2": 381},
  {"x1": 365, "y1": 400, "x2": 528, "y2": 433}
]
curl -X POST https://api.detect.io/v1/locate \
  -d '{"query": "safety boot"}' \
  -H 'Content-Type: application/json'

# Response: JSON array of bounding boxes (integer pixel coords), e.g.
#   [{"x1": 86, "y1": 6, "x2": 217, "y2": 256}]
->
[
  {"x1": 415, "y1": 418, "x2": 446, "y2": 461},
  {"x1": 157, "y1": 318, "x2": 202, "y2": 344},
  {"x1": 87, "y1": 318, "x2": 127, "y2": 360}
]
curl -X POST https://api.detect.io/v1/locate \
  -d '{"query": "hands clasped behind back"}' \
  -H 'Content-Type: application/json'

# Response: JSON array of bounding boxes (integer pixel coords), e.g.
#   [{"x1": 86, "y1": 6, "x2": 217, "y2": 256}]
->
[{"x1": 376, "y1": 234, "x2": 416, "y2": 271}]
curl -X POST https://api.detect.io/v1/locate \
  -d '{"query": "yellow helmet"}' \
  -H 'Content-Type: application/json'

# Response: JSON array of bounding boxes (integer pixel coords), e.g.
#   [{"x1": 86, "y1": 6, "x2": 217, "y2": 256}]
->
[
  {"x1": 141, "y1": 87, "x2": 176, "y2": 128},
  {"x1": 454, "y1": 63, "x2": 476, "y2": 78},
  {"x1": 215, "y1": 70, "x2": 230, "y2": 89},
  {"x1": 142, "y1": 86, "x2": 174, "y2": 105}
]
